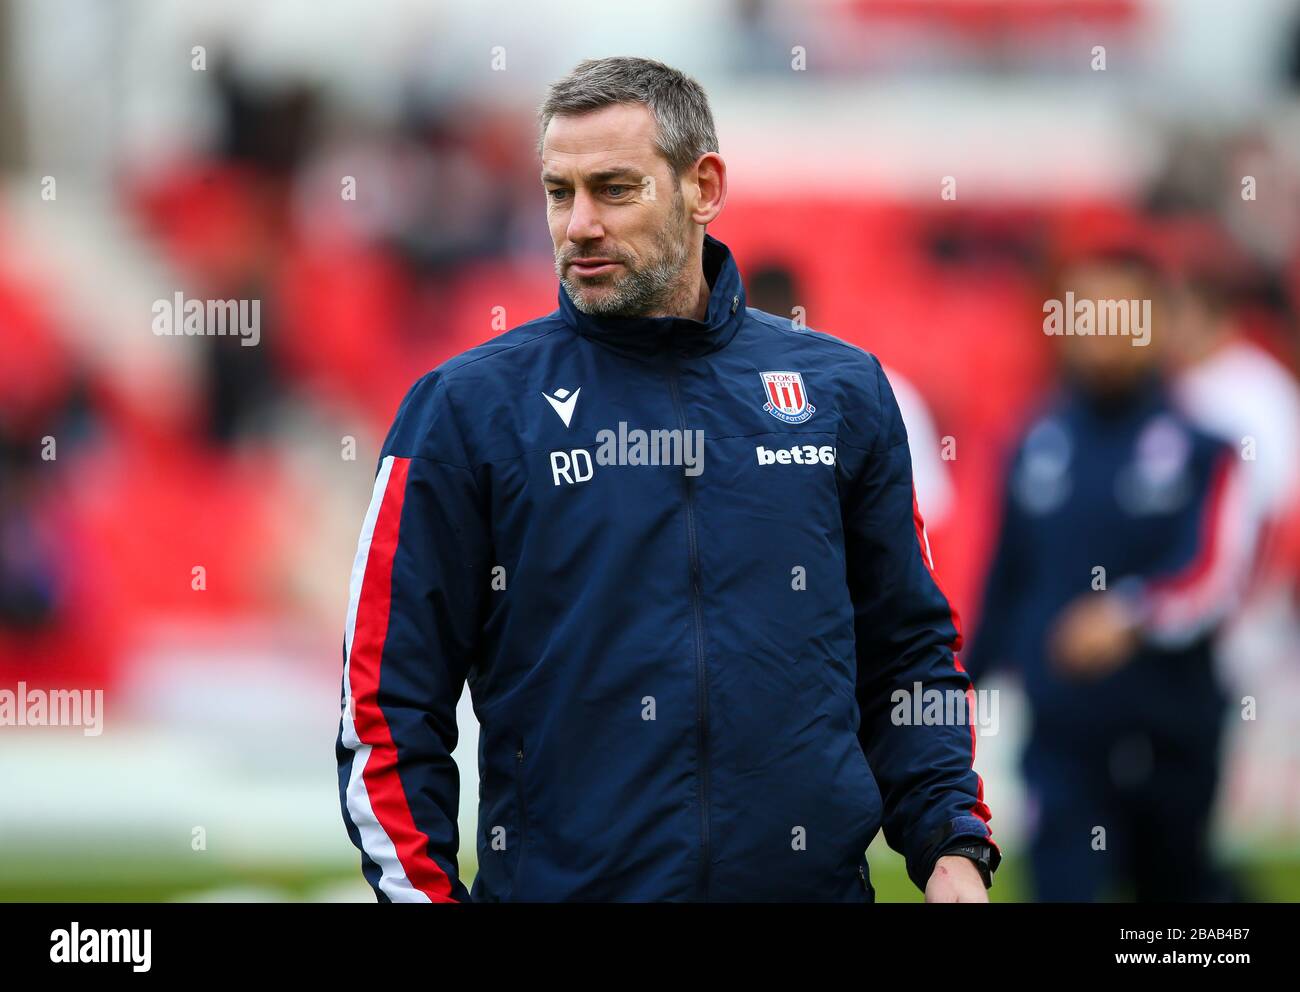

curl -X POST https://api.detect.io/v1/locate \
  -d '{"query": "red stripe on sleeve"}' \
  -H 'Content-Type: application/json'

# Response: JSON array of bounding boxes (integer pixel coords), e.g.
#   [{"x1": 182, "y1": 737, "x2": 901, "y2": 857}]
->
[
  {"x1": 913, "y1": 485, "x2": 993, "y2": 829},
  {"x1": 349, "y1": 456, "x2": 459, "y2": 902},
  {"x1": 1147, "y1": 451, "x2": 1233, "y2": 600}
]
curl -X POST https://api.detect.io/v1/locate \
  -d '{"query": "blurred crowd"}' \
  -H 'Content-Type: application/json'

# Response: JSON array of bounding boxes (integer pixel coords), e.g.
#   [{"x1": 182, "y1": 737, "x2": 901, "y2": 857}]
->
[{"x1": 2, "y1": 25, "x2": 1299, "y2": 686}]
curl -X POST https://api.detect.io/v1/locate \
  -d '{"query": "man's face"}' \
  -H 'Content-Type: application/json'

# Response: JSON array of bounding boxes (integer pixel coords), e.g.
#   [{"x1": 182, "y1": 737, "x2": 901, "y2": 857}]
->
[
  {"x1": 541, "y1": 102, "x2": 693, "y2": 317},
  {"x1": 1058, "y1": 261, "x2": 1162, "y2": 394}
]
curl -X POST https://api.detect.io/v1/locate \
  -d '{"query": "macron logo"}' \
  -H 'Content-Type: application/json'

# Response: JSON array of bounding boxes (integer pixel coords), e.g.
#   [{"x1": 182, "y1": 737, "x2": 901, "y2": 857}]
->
[{"x1": 543, "y1": 387, "x2": 581, "y2": 428}]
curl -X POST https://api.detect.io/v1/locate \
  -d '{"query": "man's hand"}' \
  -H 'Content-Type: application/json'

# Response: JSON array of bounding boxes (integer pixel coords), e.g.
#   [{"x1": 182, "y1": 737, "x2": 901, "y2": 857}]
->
[
  {"x1": 1049, "y1": 593, "x2": 1139, "y2": 680},
  {"x1": 924, "y1": 855, "x2": 989, "y2": 903}
]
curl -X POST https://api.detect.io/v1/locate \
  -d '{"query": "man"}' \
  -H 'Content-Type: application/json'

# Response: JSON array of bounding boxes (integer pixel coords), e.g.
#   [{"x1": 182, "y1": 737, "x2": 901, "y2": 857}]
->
[
  {"x1": 963, "y1": 245, "x2": 1258, "y2": 901},
  {"x1": 337, "y1": 56, "x2": 998, "y2": 902},
  {"x1": 1165, "y1": 257, "x2": 1300, "y2": 579},
  {"x1": 1164, "y1": 256, "x2": 1300, "y2": 702}
]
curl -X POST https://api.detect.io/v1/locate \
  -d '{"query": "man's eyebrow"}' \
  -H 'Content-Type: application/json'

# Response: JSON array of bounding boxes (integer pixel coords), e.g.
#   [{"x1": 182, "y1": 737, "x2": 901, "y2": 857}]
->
[{"x1": 541, "y1": 165, "x2": 646, "y2": 185}]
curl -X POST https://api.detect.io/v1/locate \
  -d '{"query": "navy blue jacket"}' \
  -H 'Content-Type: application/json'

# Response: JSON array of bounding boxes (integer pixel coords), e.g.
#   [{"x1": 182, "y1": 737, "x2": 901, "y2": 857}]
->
[
  {"x1": 337, "y1": 233, "x2": 998, "y2": 901},
  {"x1": 963, "y1": 377, "x2": 1252, "y2": 752}
]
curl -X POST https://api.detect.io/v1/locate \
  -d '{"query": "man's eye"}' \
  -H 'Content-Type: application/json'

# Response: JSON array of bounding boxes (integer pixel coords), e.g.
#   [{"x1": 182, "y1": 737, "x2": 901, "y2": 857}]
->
[
  {"x1": 547, "y1": 188, "x2": 569, "y2": 202},
  {"x1": 605, "y1": 185, "x2": 627, "y2": 197}
]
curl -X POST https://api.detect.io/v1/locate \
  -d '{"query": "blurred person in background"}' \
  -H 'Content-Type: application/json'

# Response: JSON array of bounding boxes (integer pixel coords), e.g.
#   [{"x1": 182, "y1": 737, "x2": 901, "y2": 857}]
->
[
  {"x1": 1163, "y1": 243, "x2": 1300, "y2": 697},
  {"x1": 963, "y1": 244, "x2": 1261, "y2": 902},
  {"x1": 1165, "y1": 250, "x2": 1300, "y2": 573},
  {"x1": 0, "y1": 268, "x2": 110, "y2": 686}
]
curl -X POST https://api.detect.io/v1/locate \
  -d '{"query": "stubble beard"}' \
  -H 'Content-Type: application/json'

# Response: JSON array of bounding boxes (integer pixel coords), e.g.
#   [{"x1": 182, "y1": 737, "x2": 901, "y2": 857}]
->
[{"x1": 557, "y1": 193, "x2": 693, "y2": 318}]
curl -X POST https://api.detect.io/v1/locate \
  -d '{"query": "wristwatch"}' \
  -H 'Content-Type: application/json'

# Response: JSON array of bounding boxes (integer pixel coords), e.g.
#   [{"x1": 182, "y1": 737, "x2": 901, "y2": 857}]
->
[{"x1": 937, "y1": 841, "x2": 995, "y2": 889}]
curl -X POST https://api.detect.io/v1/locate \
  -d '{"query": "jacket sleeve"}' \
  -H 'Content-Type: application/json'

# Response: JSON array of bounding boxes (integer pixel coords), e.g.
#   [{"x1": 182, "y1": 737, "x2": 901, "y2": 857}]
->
[
  {"x1": 1112, "y1": 445, "x2": 1259, "y2": 650},
  {"x1": 335, "y1": 372, "x2": 491, "y2": 902},
  {"x1": 842, "y1": 358, "x2": 1000, "y2": 893}
]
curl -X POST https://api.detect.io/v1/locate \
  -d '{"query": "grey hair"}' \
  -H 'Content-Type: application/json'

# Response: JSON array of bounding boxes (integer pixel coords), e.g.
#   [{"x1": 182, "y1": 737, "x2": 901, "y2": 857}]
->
[{"x1": 537, "y1": 56, "x2": 719, "y2": 176}]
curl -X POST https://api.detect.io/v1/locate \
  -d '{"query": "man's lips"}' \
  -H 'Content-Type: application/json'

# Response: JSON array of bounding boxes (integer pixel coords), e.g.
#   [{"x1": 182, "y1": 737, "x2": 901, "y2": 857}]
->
[{"x1": 568, "y1": 259, "x2": 621, "y2": 277}]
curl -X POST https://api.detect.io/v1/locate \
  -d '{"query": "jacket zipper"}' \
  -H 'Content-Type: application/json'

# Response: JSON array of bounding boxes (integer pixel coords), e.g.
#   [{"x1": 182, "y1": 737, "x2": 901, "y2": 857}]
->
[
  {"x1": 515, "y1": 740, "x2": 528, "y2": 896},
  {"x1": 667, "y1": 361, "x2": 710, "y2": 901}
]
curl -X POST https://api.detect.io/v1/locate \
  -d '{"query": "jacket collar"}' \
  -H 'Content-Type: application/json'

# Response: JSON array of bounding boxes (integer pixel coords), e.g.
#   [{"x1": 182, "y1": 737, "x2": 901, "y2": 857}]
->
[
  {"x1": 1066, "y1": 369, "x2": 1170, "y2": 426},
  {"x1": 557, "y1": 232, "x2": 746, "y2": 359}
]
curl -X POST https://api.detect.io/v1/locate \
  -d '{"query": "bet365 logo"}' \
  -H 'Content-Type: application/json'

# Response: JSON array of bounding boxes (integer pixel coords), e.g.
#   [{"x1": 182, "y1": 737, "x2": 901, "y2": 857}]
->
[{"x1": 755, "y1": 443, "x2": 836, "y2": 466}]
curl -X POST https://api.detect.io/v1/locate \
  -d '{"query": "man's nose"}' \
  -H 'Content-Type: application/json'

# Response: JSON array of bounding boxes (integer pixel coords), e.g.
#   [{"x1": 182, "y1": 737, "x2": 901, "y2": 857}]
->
[{"x1": 565, "y1": 190, "x2": 604, "y2": 244}]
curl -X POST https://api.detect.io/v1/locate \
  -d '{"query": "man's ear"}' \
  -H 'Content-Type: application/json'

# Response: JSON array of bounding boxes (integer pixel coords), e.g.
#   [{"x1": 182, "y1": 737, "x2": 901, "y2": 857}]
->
[{"x1": 689, "y1": 153, "x2": 726, "y2": 226}]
